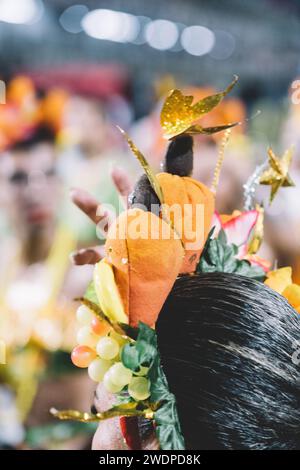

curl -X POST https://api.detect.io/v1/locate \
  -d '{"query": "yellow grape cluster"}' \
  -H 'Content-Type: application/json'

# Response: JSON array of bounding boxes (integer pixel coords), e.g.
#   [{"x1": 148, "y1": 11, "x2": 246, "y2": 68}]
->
[{"x1": 71, "y1": 305, "x2": 150, "y2": 400}]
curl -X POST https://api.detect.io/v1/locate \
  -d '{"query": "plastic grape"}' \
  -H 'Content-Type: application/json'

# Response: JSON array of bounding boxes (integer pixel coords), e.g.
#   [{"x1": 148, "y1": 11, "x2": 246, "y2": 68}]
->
[
  {"x1": 103, "y1": 370, "x2": 124, "y2": 393},
  {"x1": 109, "y1": 362, "x2": 132, "y2": 387},
  {"x1": 91, "y1": 316, "x2": 111, "y2": 336},
  {"x1": 128, "y1": 377, "x2": 150, "y2": 401},
  {"x1": 96, "y1": 337, "x2": 119, "y2": 360},
  {"x1": 71, "y1": 345, "x2": 96, "y2": 368},
  {"x1": 76, "y1": 305, "x2": 93, "y2": 325},
  {"x1": 77, "y1": 326, "x2": 98, "y2": 348},
  {"x1": 88, "y1": 358, "x2": 112, "y2": 382}
]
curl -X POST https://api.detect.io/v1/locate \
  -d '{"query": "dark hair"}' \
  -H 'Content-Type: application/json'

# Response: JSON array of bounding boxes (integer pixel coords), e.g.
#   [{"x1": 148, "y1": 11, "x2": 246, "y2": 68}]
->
[
  {"x1": 163, "y1": 135, "x2": 193, "y2": 176},
  {"x1": 131, "y1": 136, "x2": 193, "y2": 211},
  {"x1": 156, "y1": 272, "x2": 300, "y2": 450},
  {"x1": 10, "y1": 125, "x2": 56, "y2": 152}
]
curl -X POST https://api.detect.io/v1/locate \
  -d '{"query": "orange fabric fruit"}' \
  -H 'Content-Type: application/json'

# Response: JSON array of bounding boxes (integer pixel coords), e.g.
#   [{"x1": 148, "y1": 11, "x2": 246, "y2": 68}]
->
[
  {"x1": 104, "y1": 208, "x2": 184, "y2": 327},
  {"x1": 156, "y1": 173, "x2": 215, "y2": 273}
]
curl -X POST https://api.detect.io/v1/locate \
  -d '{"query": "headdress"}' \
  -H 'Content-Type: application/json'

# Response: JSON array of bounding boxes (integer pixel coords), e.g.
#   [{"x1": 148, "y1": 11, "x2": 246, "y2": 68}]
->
[
  {"x1": 51, "y1": 76, "x2": 298, "y2": 450},
  {"x1": 0, "y1": 75, "x2": 68, "y2": 152}
]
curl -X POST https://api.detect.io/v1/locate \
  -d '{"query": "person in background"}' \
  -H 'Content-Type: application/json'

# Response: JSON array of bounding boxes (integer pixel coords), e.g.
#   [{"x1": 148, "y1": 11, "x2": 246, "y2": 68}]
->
[
  {"x1": 29, "y1": 65, "x2": 139, "y2": 245},
  {"x1": 0, "y1": 76, "x2": 94, "y2": 449}
]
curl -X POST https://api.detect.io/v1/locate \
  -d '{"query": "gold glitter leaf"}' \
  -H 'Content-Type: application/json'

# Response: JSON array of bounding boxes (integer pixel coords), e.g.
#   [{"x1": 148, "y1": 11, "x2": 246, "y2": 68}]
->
[
  {"x1": 50, "y1": 403, "x2": 155, "y2": 422},
  {"x1": 185, "y1": 121, "x2": 240, "y2": 136},
  {"x1": 247, "y1": 204, "x2": 265, "y2": 255},
  {"x1": 117, "y1": 126, "x2": 164, "y2": 205},
  {"x1": 161, "y1": 75, "x2": 239, "y2": 139},
  {"x1": 259, "y1": 147, "x2": 295, "y2": 203}
]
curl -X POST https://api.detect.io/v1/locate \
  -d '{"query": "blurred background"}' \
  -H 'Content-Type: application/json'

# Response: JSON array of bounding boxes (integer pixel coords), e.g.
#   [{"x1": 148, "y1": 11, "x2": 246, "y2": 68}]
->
[{"x1": 0, "y1": 0, "x2": 300, "y2": 450}]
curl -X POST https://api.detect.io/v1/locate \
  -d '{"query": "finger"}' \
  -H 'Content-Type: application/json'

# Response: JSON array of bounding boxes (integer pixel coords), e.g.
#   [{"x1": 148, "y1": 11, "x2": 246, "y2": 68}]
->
[
  {"x1": 70, "y1": 246, "x2": 105, "y2": 265},
  {"x1": 70, "y1": 188, "x2": 112, "y2": 226},
  {"x1": 111, "y1": 167, "x2": 133, "y2": 207}
]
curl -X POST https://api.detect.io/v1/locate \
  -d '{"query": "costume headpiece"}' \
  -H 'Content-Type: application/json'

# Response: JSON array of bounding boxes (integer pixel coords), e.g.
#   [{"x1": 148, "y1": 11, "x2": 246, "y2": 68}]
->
[{"x1": 51, "y1": 77, "x2": 297, "y2": 450}]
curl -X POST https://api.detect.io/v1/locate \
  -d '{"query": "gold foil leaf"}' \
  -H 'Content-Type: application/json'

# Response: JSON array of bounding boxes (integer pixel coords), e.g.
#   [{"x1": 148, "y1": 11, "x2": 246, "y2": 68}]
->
[
  {"x1": 247, "y1": 204, "x2": 264, "y2": 255},
  {"x1": 186, "y1": 122, "x2": 239, "y2": 136},
  {"x1": 117, "y1": 126, "x2": 164, "y2": 205},
  {"x1": 50, "y1": 403, "x2": 154, "y2": 422},
  {"x1": 259, "y1": 147, "x2": 295, "y2": 203},
  {"x1": 161, "y1": 75, "x2": 239, "y2": 139}
]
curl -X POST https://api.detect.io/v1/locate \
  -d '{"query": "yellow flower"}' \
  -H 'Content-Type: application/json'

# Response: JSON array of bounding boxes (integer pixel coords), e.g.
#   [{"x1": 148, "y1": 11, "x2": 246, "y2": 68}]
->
[
  {"x1": 264, "y1": 267, "x2": 300, "y2": 313},
  {"x1": 282, "y1": 284, "x2": 300, "y2": 313},
  {"x1": 264, "y1": 267, "x2": 292, "y2": 294}
]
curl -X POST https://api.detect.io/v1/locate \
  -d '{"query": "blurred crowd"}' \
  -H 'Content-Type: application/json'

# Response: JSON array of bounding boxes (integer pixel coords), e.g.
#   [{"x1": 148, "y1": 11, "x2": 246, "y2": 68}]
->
[{"x1": 0, "y1": 63, "x2": 300, "y2": 449}]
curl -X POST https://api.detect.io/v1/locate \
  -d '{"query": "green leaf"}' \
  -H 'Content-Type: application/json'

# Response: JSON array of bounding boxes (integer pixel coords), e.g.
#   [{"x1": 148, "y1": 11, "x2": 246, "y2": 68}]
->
[
  {"x1": 197, "y1": 229, "x2": 266, "y2": 281},
  {"x1": 218, "y1": 228, "x2": 227, "y2": 245},
  {"x1": 121, "y1": 323, "x2": 157, "y2": 371},
  {"x1": 136, "y1": 322, "x2": 157, "y2": 366},
  {"x1": 235, "y1": 259, "x2": 266, "y2": 281},
  {"x1": 155, "y1": 423, "x2": 185, "y2": 450},
  {"x1": 121, "y1": 343, "x2": 140, "y2": 371},
  {"x1": 120, "y1": 322, "x2": 185, "y2": 450},
  {"x1": 154, "y1": 400, "x2": 185, "y2": 450},
  {"x1": 148, "y1": 356, "x2": 171, "y2": 403}
]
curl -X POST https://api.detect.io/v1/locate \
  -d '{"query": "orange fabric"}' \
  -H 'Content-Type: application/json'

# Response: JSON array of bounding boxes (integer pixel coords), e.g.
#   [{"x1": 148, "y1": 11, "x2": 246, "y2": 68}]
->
[
  {"x1": 157, "y1": 173, "x2": 215, "y2": 273},
  {"x1": 105, "y1": 208, "x2": 184, "y2": 327}
]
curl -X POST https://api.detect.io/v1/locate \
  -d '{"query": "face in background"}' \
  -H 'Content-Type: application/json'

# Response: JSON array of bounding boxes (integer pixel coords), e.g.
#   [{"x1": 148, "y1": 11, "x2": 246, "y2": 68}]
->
[
  {"x1": 63, "y1": 96, "x2": 108, "y2": 156},
  {"x1": 1, "y1": 141, "x2": 61, "y2": 236},
  {"x1": 92, "y1": 383, "x2": 158, "y2": 450}
]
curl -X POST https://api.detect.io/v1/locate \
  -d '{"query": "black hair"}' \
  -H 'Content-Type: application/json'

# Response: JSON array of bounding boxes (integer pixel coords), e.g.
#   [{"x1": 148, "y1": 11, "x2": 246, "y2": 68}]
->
[
  {"x1": 130, "y1": 174, "x2": 160, "y2": 210},
  {"x1": 163, "y1": 135, "x2": 193, "y2": 176},
  {"x1": 9, "y1": 125, "x2": 56, "y2": 152},
  {"x1": 156, "y1": 272, "x2": 300, "y2": 450},
  {"x1": 130, "y1": 136, "x2": 193, "y2": 211}
]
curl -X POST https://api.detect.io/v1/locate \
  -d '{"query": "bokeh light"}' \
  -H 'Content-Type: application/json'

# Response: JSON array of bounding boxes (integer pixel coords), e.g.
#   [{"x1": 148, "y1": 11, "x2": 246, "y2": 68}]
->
[
  {"x1": 82, "y1": 8, "x2": 140, "y2": 43},
  {"x1": 59, "y1": 4, "x2": 89, "y2": 34},
  {"x1": 0, "y1": 0, "x2": 44, "y2": 25},
  {"x1": 181, "y1": 25, "x2": 215, "y2": 56},
  {"x1": 145, "y1": 19, "x2": 179, "y2": 51}
]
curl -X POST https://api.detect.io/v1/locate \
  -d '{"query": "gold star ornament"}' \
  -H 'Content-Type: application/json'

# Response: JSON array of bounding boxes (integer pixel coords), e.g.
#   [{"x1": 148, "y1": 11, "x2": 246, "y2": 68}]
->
[
  {"x1": 259, "y1": 147, "x2": 295, "y2": 204},
  {"x1": 160, "y1": 75, "x2": 240, "y2": 140}
]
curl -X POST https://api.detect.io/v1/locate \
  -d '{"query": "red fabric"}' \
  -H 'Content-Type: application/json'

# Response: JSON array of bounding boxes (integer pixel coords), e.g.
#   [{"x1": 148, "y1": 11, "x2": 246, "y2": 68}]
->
[
  {"x1": 119, "y1": 416, "x2": 141, "y2": 450},
  {"x1": 26, "y1": 64, "x2": 129, "y2": 99}
]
